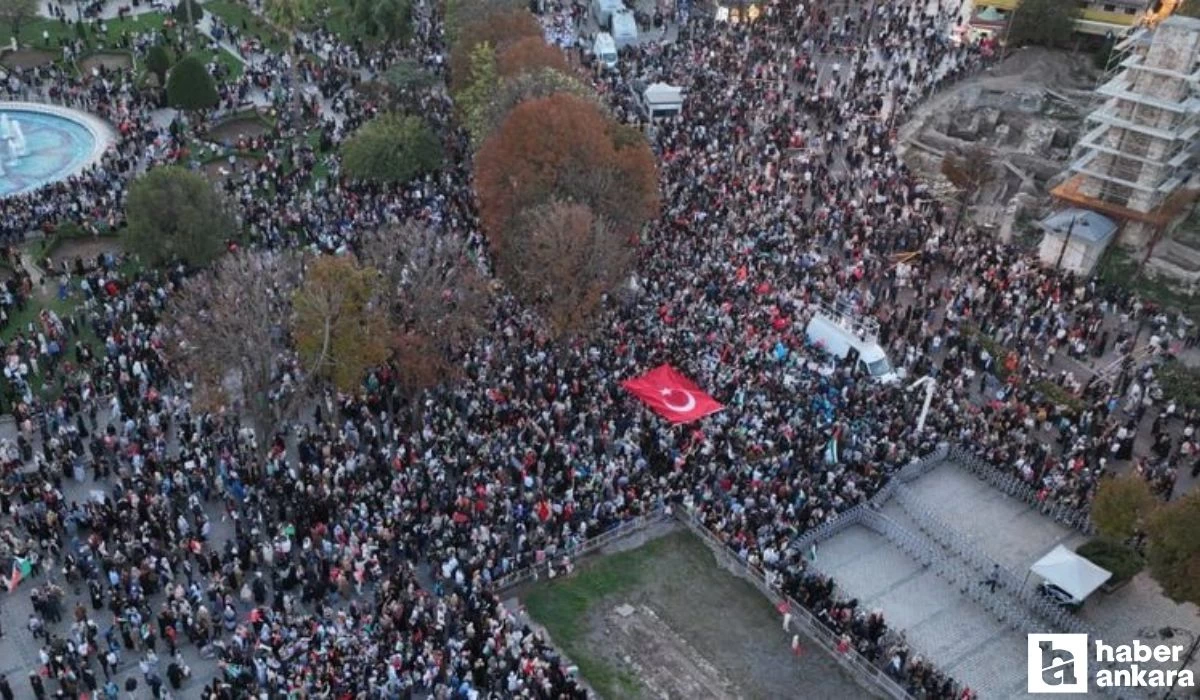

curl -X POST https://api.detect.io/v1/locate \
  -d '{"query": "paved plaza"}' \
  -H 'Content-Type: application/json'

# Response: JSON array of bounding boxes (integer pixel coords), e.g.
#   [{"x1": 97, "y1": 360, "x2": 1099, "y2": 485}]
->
[{"x1": 815, "y1": 461, "x2": 1200, "y2": 699}]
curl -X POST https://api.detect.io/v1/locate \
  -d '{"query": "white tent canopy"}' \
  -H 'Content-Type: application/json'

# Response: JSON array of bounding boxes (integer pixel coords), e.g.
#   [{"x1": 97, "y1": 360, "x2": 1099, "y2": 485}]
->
[{"x1": 1030, "y1": 545, "x2": 1113, "y2": 601}]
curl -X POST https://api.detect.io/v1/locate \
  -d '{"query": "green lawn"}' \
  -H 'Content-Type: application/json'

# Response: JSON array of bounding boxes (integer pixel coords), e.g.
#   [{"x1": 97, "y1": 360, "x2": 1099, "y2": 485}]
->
[
  {"x1": 522, "y1": 536, "x2": 671, "y2": 699},
  {"x1": 3, "y1": 13, "x2": 171, "y2": 51},
  {"x1": 189, "y1": 44, "x2": 245, "y2": 79},
  {"x1": 203, "y1": 0, "x2": 288, "y2": 53}
]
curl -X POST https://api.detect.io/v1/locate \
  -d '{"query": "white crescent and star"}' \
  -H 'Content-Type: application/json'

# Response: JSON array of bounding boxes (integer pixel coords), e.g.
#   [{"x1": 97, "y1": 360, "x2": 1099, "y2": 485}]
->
[{"x1": 659, "y1": 387, "x2": 697, "y2": 413}]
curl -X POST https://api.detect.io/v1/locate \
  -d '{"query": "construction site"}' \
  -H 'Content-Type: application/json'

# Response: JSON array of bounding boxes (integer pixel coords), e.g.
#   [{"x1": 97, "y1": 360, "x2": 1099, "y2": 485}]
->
[{"x1": 900, "y1": 6, "x2": 1200, "y2": 290}]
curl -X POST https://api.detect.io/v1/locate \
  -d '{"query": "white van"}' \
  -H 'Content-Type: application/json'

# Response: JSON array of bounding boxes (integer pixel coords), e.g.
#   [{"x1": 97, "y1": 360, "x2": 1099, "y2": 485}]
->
[
  {"x1": 593, "y1": 32, "x2": 618, "y2": 69},
  {"x1": 610, "y1": 8, "x2": 638, "y2": 49},
  {"x1": 591, "y1": 0, "x2": 624, "y2": 29},
  {"x1": 805, "y1": 313, "x2": 900, "y2": 383},
  {"x1": 640, "y1": 82, "x2": 683, "y2": 118}
]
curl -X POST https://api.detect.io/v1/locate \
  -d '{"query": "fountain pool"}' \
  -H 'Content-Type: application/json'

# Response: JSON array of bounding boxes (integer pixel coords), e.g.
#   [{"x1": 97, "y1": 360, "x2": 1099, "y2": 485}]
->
[{"x1": 0, "y1": 103, "x2": 115, "y2": 198}]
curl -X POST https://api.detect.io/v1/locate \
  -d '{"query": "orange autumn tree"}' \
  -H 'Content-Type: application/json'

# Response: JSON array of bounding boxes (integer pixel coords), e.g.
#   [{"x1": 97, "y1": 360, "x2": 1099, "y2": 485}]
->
[
  {"x1": 292, "y1": 255, "x2": 392, "y2": 393},
  {"x1": 474, "y1": 93, "x2": 660, "y2": 248},
  {"x1": 496, "y1": 36, "x2": 570, "y2": 78},
  {"x1": 449, "y1": 7, "x2": 542, "y2": 93}
]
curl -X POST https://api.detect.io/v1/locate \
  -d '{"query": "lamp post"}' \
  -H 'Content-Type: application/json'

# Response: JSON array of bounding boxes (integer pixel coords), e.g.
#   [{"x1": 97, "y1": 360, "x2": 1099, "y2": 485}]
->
[{"x1": 1054, "y1": 213, "x2": 1079, "y2": 271}]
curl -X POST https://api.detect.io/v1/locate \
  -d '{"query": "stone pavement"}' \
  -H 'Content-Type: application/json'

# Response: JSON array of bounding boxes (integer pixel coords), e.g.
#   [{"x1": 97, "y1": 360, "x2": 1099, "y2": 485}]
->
[
  {"x1": 816, "y1": 461, "x2": 1200, "y2": 699},
  {"x1": 816, "y1": 523, "x2": 1038, "y2": 698}
]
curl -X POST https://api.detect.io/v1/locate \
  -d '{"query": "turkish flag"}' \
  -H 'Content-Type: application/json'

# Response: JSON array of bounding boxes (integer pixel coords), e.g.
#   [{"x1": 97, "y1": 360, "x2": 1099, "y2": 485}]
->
[{"x1": 622, "y1": 364, "x2": 724, "y2": 424}]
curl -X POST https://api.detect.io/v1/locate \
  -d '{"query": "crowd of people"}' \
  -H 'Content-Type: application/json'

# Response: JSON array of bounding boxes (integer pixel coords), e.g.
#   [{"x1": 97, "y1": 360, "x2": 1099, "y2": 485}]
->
[{"x1": 0, "y1": 0, "x2": 1196, "y2": 697}]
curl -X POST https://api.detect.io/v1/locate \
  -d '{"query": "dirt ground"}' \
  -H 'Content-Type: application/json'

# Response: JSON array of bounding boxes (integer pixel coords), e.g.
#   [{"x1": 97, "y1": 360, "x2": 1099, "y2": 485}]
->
[
  {"x1": 1, "y1": 49, "x2": 57, "y2": 69},
  {"x1": 44, "y1": 237, "x2": 124, "y2": 273},
  {"x1": 897, "y1": 47, "x2": 1099, "y2": 235},
  {"x1": 206, "y1": 115, "x2": 270, "y2": 144},
  {"x1": 522, "y1": 531, "x2": 866, "y2": 700},
  {"x1": 79, "y1": 51, "x2": 133, "y2": 74}
]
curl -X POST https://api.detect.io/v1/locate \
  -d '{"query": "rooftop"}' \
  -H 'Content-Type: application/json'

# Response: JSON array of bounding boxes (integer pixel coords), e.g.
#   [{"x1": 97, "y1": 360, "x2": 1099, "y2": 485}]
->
[
  {"x1": 1038, "y1": 209, "x2": 1119, "y2": 245},
  {"x1": 1162, "y1": 15, "x2": 1200, "y2": 31}
]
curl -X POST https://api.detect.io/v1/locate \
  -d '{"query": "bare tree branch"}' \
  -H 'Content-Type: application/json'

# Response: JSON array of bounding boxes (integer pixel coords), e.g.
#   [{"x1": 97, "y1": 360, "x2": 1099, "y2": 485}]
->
[{"x1": 165, "y1": 251, "x2": 305, "y2": 444}]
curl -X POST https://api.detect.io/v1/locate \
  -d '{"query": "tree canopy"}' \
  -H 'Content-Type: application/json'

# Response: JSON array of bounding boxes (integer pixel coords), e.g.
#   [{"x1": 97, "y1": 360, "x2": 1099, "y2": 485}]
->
[
  {"x1": 474, "y1": 93, "x2": 659, "y2": 248},
  {"x1": 497, "y1": 36, "x2": 569, "y2": 78},
  {"x1": 480, "y1": 67, "x2": 600, "y2": 141},
  {"x1": 1006, "y1": 0, "x2": 1078, "y2": 48},
  {"x1": 0, "y1": 0, "x2": 38, "y2": 39},
  {"x1": 146, "y1": 44, "x2": 173, "y2": 87},
  {"x1": 1145, "y1": 490, "x2": 1200, "y2": 606},
  {"x1": 166, "y1": 55, "x2": 219, "y2": 111},
  {"x1": 292, "y1": 255, "x2": 392, "y2": 393},
  {"x1": 341, "y1": 113, "x2": 443, "y2": 183},
  {"x1": 124, "y1": 166, "x2": 234, "y2": 268},
  {"x1": 167, "y1": 251, "x2": 304, "y2": 445},
  {"x1": 171, "y1": 0, "x2": 203, "y2": 25},
  {"x1": 496, "y1": 200, "x2": 635, "y2": 337},
  {"x1": 449, "y1": 7, "x2": 542, "y2": 93},
  {"x1": 1090, "y1": 474, "x2": 1156, "y2": 541},
  {"x1": 346, "y1": 0, "x2": 411, "y2": 43}
]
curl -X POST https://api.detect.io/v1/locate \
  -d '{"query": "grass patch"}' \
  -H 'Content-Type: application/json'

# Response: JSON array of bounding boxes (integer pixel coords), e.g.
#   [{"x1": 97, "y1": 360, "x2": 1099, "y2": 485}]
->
[
  {"x1": 188, "y1": 44, "x2": 245, "y2": 79},
  {"x1": 203, "y1": 0, "x2": 288, "y2": 53},
  {"x1": 1095, "y1": 246, "x2": 1200, "y2": 323},
  {"x1": 4, "y1": 13, "x2": 171, "y2": 53},
  {"x1": 522, "y1": 536, "x2": 670, "y2": 699}
]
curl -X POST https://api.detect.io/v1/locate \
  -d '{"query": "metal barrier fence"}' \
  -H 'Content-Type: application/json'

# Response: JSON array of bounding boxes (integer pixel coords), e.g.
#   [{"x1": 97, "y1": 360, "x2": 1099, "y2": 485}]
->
[
  {"x1": 492, "y1": 508, "x2": 670, "y2": 592},
  {"x1": 676, "y1": 510, "x2": 915, "y2": 700},
  {"x1": 947, "y1": 445, "x2": 1094, "y2": 534}
]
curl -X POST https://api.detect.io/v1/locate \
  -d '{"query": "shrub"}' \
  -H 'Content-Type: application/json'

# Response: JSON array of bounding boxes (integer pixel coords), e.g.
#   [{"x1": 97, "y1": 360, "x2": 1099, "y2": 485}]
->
[{"x1": 1077, "y1": 538, "x2": 1144, "y2": 583}]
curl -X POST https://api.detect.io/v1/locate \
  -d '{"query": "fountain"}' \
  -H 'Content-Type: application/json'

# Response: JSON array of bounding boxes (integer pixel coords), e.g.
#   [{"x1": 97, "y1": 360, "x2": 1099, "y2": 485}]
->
[
  {"x1": 0, "y1": 102, "x2": 115, "y2": 198},
  {"x1": 11, "y1": 120, "x2": 27, "y2": 158},
  {"x1": 0, "y1": 114, "x2": 29, "y2": 165}
]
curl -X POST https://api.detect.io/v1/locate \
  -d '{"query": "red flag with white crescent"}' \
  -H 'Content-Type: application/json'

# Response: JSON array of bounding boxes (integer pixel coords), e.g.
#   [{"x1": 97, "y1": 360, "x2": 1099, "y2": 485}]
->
[{"x1": 622, "y1": 364, "x2": 724, "y2": 424}]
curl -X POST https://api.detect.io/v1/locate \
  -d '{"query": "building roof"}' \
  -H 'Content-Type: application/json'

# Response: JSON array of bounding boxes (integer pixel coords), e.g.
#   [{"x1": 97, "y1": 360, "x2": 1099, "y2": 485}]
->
[
  {"x1": 1038, "y1": 208, "x2": 1119, "y2": 244},
  {"x1": 1162, "y1": 15, "x2": 1200, "y2": 31}
]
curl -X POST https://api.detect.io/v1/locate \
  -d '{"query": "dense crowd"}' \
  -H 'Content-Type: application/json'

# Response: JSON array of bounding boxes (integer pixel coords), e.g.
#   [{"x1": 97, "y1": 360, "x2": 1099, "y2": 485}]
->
[{"x1": 0, "y1": 0, "x2": 1196, "y2": 697}]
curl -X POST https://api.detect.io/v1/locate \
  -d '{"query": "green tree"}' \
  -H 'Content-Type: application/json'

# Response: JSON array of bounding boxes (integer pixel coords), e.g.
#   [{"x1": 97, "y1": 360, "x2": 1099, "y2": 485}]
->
[
  {"x1": 1076, "y1": 538, "x2": 1144, "y2": 583},
  {"x1": 1155, "y1": 358, "x2": 1200, "y2": 411},
  {"x1": 479, "y1": 67, "x2": 600, "y2": 141},
  {"x1": 458, "y1": 42, "x2": 499, "y2": 145},
  {"x1": 171, "y1": 0, "x2": 203, "y2": 25},
  {"x1": 124, "y1": 166, "x2": 234, "y2": 267},
  {"x1": 341, "y1": 113, "x2": 443, "y2": 183},
  {"x1": 166, "y1": 55, "x2": 219, "y2": 111},
  {"x1": 1177, "y1": 0, "x2": 1200, "y2": 18},
  {"x1": 146, "y1": 44, "x2": 172, "y2": 87},
  {"x1": 292, "y1": 255, "x2": 391, "y2": 392},
  {"x1": 347, "y1": 0, "x2": 411, "y2": 43},
  {"x1": 1006, "y1": 0, "x2": 1078, "y2": 48},
  {"x1": 1145, "y1": 491, "x2": 1200, "y2": 606},
  {"x1": 0, "y1": 0, "x2": 38, "y2": 43},
  {"x1": 1090, "y1": 474, "x2": 1156, "y2": 541}
]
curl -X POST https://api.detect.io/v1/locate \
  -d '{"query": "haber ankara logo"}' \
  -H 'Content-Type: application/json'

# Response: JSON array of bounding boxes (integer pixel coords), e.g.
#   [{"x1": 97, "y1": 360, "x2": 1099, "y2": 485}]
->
[{"x1": 1028, "y1": 634, "x2": 1088, "y2": 693}]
